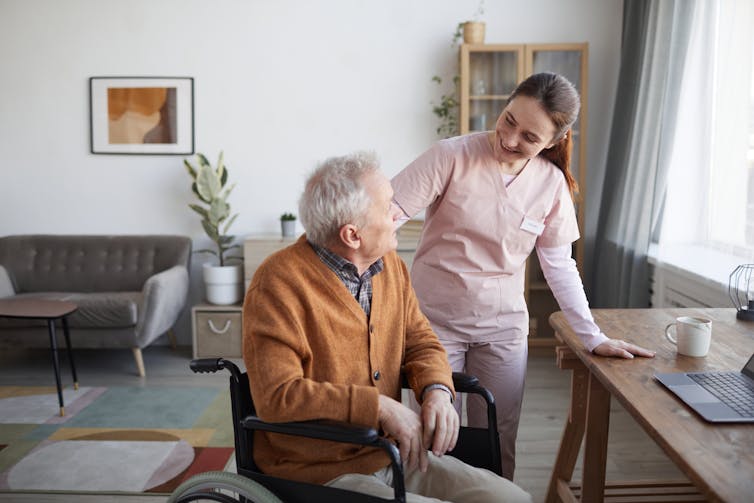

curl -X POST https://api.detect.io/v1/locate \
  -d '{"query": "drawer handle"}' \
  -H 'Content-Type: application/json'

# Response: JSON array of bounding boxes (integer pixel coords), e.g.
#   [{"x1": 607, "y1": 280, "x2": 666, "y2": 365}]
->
[{"x1": 207, "y1": 319, "x2": 232, "y2": 335}]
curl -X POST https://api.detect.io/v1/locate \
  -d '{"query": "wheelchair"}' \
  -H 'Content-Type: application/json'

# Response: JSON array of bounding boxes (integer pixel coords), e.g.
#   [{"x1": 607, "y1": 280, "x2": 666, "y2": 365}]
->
[{"x1": 168, "y1": 358, "x2": 502, "y2": 503}]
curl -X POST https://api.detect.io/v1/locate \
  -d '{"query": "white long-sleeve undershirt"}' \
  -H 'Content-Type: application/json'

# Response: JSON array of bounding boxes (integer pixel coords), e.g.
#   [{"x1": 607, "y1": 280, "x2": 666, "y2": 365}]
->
[{"x1": 536, "y1": 245, "x2": 608, "y2": 351}]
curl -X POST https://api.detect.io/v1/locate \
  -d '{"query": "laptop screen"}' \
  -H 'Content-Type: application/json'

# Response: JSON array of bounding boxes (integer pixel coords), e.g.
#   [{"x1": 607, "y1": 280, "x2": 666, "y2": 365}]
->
[{"x1": 743, "y1": 353, "x2": 754, "y2": 380}]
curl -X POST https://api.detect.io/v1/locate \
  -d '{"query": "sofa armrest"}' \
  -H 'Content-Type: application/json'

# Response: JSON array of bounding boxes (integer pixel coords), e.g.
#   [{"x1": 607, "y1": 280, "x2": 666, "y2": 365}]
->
[
  {"x1": 134, "y1": 265, "x2": 189, "y2": 347},
  {"x1": 0, "y1": 265, "x2": 15, "y2": 298}
]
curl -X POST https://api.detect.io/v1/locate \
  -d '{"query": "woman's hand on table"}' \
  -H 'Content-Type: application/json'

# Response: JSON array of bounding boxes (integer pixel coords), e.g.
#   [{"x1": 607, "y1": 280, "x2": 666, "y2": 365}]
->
[{"x1": 593, "y1": 339, "x2": 656, "y2": 359}]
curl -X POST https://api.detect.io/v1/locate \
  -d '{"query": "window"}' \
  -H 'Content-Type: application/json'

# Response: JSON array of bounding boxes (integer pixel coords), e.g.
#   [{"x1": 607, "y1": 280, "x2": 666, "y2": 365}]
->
[
  {"x1": 660, "y1": 0, "x2": 754, "y2": 261},
  {"x1": 708, "y1": 0, "x2": 754, "y2": 253},
  {"x1": 748, "y1": 71, "x2": 754, "y2": 244}
]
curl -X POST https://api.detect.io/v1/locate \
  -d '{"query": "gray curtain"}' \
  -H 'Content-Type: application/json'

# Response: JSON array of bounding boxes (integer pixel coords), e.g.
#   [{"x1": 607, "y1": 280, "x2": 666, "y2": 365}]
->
[{"x1": 591, "y1": 0, "x2": 697, "y2": 308}]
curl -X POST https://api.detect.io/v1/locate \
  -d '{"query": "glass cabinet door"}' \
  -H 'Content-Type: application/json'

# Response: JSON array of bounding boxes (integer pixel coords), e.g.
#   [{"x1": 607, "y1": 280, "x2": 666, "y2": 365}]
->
[
  {"x1": 525, "y1": 45, "x2": 587, "y2": 198},
  {"x1": 460, "y1": 45, "x2": 524, "y2": 134},
  {"x1": 522, "y1": 44, "x2": 588, "y2": 344}
]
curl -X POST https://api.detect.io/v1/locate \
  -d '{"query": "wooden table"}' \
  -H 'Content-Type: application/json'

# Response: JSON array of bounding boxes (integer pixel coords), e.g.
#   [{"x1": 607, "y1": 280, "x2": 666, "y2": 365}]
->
[
  {"x1": 546, "y1": 308, "x2": 754, "y2": 503},
  {"x1": 0, "y1": 299, "x2": 79, "y2": 416}
]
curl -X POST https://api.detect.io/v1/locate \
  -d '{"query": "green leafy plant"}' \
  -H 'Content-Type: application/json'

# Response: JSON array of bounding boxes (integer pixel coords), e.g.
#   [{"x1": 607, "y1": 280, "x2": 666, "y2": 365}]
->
[
  {"x1": 432, "y1": 0, "x2": 486, "y2": 138},
  {"x1": 451, "y1": 22, "x2": 465, "y2": 47},
  {"x1": 431, "y1": 74, "x2": 460, "y2": 138},
  {"x1": 184, "y1": 151, "x2": 241, "y2": 266},
  {"x1": 280, "y1": 213, "x2": 296, "y2": 221}
]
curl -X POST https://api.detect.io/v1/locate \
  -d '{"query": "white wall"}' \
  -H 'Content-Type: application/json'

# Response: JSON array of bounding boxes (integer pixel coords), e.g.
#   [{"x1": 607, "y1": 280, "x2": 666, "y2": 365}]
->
[{"x1": 0, "y1": 0, "x2": 623, "y2": 344}]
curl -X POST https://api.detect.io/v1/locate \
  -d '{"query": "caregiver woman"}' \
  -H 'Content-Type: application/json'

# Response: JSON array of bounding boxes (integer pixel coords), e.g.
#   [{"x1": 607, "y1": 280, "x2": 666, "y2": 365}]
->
[{"x1": 391, "y1": 72, "x2": 654, "y2": 479}]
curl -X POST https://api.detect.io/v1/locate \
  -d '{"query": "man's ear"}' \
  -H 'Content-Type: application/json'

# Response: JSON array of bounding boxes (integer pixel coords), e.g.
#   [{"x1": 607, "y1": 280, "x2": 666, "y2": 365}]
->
[{"x1": 339, "y1": 223, "x2": 361, "y2": 250}]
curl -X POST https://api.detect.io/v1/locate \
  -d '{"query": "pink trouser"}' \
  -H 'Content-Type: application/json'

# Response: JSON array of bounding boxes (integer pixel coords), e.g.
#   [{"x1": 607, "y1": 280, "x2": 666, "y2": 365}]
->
[{"x1": 437, "y1": 328, "x2": 528, "y2": 481}]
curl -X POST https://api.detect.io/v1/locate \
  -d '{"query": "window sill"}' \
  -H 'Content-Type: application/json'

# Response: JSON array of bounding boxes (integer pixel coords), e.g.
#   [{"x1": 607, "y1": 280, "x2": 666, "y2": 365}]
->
[{"x1": 647, "y1": 243, "x2": 748, "y2": 307}]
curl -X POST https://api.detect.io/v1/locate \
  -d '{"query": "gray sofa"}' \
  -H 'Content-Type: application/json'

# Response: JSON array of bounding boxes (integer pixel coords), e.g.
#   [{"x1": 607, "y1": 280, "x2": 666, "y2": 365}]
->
[{"x1": 0, "y1": 235, "x2": 191, "y2": 376}]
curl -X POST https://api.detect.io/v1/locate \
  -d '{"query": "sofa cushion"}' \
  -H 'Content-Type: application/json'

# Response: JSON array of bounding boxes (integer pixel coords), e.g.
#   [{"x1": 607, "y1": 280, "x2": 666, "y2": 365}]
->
[{"x1": 0, "y1": 292, "x2": 141, "y2": 328}]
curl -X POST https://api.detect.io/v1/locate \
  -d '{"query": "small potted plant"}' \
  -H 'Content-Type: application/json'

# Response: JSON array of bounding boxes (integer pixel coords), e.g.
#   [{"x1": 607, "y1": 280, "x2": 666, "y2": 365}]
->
[
  {"x1": 185, "y1": 151, "x2": 243, "y2": 305},
  {"x1": 453, "y1": 0, "x2": 486, "y2": 45},
  {"x1": 432, "y1": 1, "x2": 486, "y2": 138},
  {"x1": 280, "y1": 213, "x2": 297, "y2": 238}
]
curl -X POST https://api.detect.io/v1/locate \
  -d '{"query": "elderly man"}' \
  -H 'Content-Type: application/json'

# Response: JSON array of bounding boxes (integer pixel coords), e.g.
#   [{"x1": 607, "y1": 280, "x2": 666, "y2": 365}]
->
[{"x1": 243, "y1": 151, "x2": 531, "y2": 502}]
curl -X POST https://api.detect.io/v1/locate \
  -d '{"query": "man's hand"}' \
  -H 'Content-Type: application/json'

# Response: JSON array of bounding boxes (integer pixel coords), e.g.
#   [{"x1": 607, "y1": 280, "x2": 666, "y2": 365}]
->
[
  {"x1": 593, "y1": 338, "x2": 656, "y2": 359},
  {"x1": 378, "y1": 395, "x2": 428, "y2": 472},
  {"x1": 421, "y1": 389, "x2": 459, "y2": 458}
]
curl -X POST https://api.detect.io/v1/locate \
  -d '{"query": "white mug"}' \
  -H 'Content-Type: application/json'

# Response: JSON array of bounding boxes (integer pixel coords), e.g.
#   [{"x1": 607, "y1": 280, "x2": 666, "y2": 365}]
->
[{"x1": 665, "y1": 316, "x2": 712, "y2": 357}]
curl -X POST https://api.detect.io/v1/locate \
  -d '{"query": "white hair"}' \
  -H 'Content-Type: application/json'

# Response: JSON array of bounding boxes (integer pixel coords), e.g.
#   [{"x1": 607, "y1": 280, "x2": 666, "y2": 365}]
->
[{"x1": 298, "y1": 151, "x2": 380, "y2": 246}]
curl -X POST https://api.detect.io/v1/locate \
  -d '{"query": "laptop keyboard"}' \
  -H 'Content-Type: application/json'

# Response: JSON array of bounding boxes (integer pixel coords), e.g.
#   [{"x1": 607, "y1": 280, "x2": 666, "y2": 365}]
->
[{"x1": 688, "y1": 372, "x2": 754, "y2": 417}]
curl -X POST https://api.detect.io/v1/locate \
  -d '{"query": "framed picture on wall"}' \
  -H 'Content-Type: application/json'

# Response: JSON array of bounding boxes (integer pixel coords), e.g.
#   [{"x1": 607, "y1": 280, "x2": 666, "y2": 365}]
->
[{"x1": 89, "y1": 76, "x2": 194, "y2": 155}]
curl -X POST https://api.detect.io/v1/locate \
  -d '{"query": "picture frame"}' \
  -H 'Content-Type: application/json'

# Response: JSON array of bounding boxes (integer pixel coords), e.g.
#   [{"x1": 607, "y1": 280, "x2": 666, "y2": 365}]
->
[{"x1": 89, "y1": 76, "x2": 194, "y2": 155}]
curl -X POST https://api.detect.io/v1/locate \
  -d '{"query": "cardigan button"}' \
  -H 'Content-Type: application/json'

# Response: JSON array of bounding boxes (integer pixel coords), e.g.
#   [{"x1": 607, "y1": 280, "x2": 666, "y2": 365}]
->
[
  {"x1": 373, "y1": 370, "x2": 381, "y2": 380},
  {"x1": 369, "y1": 324, "x2": 375, "y2": 333}
]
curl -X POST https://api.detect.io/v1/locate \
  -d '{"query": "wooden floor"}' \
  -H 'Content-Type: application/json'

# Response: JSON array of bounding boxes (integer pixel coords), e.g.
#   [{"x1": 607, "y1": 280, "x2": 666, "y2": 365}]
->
[{"x1": 0, "y1": 346, "x2": 684, "y2": 503}]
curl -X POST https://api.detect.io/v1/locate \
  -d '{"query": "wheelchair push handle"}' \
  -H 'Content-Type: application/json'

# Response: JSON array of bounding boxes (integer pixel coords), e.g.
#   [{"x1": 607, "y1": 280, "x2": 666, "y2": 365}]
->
[
  {"x1": 190, "y1": 358, "x2": 225, "y2": 373},
  {"x1": 190, "y1": 358, "x2": 243, "y2": 381}
]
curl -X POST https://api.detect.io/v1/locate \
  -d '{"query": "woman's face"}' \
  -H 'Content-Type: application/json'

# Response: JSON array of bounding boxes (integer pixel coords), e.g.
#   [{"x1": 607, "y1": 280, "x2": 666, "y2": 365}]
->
[{"x1": 492, "y1": 95, "x2": 559, "y2": 164}]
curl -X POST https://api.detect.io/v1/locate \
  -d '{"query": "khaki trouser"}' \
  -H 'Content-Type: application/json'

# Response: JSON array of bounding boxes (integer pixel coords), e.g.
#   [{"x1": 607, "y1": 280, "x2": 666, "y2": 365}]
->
[{"x1": 325, "y1": 452, "x2": 532, "y2": 503}]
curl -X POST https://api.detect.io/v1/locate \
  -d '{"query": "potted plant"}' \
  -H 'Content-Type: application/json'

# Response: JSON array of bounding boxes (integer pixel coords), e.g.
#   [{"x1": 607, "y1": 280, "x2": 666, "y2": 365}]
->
[
  {"x1": 280, "y1": 213, "x2": 297, "y2": 238},
  {"x1": 431, "y1": 1, "x2": 486, "y2": 138},
  {"x1": 453, "y1": 0, "x2": 486, "y2": 45},
  {"x1": 185, "y1": 151, "x2": 244, "y2": 305},
  {"x1": 455, "y1": 21, "x2": 485, "y2": 45}
]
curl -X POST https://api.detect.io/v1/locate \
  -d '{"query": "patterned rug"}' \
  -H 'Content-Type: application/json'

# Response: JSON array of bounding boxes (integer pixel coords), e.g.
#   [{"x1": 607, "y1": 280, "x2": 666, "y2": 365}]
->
[{"x1": 0, "y1": 384, "x2": 234, "y2": 494}]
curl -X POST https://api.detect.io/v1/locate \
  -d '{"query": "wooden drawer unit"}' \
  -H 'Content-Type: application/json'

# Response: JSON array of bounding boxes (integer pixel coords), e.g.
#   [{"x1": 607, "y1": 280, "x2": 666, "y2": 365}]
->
[
  {"x1": 192, "y1": 304, "x2": 243, "y2": 358},
  {"x1": 243, "y1": 235, "x2": 298, "y2": 290}
]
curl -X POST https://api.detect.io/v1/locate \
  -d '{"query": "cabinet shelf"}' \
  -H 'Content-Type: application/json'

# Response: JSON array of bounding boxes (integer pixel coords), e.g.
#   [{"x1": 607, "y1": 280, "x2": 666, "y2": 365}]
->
[{"x1": 470, "y1": 94, "x2": 511, "y2": 101}]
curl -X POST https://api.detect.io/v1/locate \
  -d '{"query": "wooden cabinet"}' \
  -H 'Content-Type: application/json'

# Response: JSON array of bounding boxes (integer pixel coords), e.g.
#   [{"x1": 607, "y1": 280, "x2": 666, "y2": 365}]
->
[
  {"x1": 192, "y1": 304, "x2": 243, "y2": 358},
  {"x1": 243, "y1": 235, "x2": 299, "y2": 288},
  {"x1": 459, "y1": 42, "x2": 588, "y2": 347}
]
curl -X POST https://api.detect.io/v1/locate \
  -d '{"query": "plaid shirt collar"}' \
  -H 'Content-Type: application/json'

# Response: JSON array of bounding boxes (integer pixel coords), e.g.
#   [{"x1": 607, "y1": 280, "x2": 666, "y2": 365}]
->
[{"x1": 309, "y1": 240, "x2": 384, "y2": 317}]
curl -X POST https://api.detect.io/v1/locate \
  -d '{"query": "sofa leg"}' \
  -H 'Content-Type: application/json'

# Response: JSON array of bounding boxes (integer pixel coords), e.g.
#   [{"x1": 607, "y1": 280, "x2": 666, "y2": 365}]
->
[
  {"x1": 167, "y1": 329, "x2": 177, "y2": 349},
  {"x1": 132, "y1": 348, "x2": 146, "y2": 377}
]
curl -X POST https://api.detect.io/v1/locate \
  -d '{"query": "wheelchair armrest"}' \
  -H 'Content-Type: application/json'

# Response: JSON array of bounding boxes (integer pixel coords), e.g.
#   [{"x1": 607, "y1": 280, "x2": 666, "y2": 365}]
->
[
  {"x1": 451, "y1": 372, "x2": 502, "y2": 475},
  {"x1": 451, "y1": 372, "x2": 480, "y2": 392},
  {"x1": 401, "y1": 372, "x2": 482, "y2": 395},
  {"x1": 241, "y1": 416, "x2": 380, "y2": 445},
  {"x1": 241, "y1": 415, "x2": 407, "y2": 501},
  {"x1": 452, "y1": 371, "x2": 495, "y2": 407}
]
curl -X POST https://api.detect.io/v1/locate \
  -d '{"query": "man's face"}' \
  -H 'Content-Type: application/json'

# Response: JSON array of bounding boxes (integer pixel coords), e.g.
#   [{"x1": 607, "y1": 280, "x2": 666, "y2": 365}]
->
[{"x1": 357, "y1": 171, "x2": 401, "y2": 263}]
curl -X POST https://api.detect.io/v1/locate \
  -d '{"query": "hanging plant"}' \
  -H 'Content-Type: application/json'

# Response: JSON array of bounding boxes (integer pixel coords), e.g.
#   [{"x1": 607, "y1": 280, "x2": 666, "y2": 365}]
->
[{"x1": 430, "y1": 75, "x2": 460, "y2": 138}]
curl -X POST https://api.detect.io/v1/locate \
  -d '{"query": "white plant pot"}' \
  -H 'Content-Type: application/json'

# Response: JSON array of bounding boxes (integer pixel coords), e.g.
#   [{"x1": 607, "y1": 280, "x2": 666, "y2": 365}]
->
[
  {"x1": 202, "y1": 263, "x2": 243, "y2": 305},
  {"x1": 281, "y1": 220, "x2": 297, "y2": 238}
]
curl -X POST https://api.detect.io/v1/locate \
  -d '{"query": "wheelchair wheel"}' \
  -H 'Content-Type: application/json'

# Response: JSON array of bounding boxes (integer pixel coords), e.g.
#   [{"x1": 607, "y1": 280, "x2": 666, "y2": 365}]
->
[{"x1": 167, "y1": 471, "x2": 284, "y2": 503}]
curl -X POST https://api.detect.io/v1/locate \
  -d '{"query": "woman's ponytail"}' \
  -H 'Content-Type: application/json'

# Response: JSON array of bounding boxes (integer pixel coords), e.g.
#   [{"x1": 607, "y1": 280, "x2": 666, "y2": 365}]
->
[{"x1": 540, "y1": 129, "x2": 578, "y2": 197}]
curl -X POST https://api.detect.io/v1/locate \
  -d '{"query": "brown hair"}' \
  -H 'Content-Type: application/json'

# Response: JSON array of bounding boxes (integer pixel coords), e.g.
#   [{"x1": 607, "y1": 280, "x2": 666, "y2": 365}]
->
[{"x1": 508, "y1": 72, "x2": 580, "y2": 195}]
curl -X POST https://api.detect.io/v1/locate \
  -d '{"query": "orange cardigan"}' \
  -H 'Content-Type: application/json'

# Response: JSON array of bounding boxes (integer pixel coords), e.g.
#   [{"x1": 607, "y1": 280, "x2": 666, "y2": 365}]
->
[{"x1": 242, "y1": 236, "x2": 454, "y2": 484}]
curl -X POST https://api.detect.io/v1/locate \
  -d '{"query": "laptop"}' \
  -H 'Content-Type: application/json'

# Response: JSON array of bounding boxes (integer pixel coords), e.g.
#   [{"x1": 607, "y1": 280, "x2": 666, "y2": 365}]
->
[{"x1": 654, "y1": 353, "x2": 754, "y2": 423}]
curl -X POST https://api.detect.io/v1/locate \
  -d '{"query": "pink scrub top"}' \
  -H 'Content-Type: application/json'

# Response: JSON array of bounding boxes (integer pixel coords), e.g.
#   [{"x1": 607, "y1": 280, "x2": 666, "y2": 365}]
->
[{"x1": 392, "y1": 133, "x2": 580, "y2": 342}]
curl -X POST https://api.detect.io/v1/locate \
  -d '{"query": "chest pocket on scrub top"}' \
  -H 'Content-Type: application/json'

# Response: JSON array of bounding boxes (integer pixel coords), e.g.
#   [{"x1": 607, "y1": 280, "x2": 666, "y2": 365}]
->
[{"x1": 501, "y1": 204, "x2": 543, "y2": 265}]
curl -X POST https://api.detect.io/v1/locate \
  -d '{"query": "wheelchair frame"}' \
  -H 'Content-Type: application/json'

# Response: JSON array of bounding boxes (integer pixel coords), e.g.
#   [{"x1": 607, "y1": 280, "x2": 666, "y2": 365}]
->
[{"x1": 187, "y1": 358, "x2": 502, "y2": 503}]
